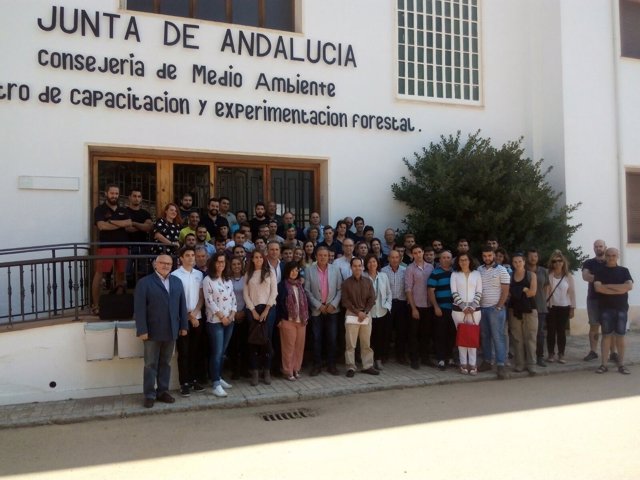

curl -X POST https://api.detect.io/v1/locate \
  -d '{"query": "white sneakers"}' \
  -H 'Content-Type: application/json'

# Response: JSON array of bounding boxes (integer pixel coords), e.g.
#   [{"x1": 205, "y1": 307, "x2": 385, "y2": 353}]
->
[
  {"x1": 212, "y1": 385, "x2": 228, "y2": 397},
  {"x1": 212, "y1": 379, "x2": 232, "y2": 397}
]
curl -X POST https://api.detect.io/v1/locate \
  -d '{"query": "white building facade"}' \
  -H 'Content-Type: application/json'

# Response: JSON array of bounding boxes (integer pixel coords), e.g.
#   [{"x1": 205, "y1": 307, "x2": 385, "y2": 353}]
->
[{"x1": 1, "y1": 0, "x2": 638, "y2": 404}]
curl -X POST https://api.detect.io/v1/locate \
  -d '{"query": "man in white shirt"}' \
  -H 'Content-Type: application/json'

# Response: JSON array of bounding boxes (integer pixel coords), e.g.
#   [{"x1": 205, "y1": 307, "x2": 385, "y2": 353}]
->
[
  {"x1": 171, "y1": 247, "x2": 205, "y2": 396},
  {"x1": 334, "y1": 238, "x2": 356, "y2": 281},
  {"x1": 382, "y1": 250, "x2": 409, "y2": 364},
  {"x1": 477, "y1": 246, "x2": 510, "y2": 379},
  {"x1": 266, "y1": 241, "x2": 283, "y2": 285}
]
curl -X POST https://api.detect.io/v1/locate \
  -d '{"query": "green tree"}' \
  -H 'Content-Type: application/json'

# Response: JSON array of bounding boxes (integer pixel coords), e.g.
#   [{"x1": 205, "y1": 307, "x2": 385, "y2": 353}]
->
[{"x1": 391, "y1": 131, "x2": 584, "y2": 267}]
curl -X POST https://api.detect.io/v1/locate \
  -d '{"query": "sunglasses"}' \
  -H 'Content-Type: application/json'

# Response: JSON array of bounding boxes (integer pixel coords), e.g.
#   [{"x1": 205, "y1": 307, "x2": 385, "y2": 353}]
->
[{"x1": 551, "y1": 259, "x2": 563, "y2": 263}]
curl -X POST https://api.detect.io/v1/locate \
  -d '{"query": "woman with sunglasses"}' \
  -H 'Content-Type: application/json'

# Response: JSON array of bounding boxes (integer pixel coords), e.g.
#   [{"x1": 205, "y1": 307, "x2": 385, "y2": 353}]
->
[{"x1": 546, "y1": 250, "x2": 576, "y2": 364}]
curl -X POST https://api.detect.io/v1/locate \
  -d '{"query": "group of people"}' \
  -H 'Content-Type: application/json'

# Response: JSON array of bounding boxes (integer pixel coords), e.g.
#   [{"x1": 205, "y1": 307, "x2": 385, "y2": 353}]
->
[{"x1": 94, "y1": 187, "x2": 634, "y2": 408}]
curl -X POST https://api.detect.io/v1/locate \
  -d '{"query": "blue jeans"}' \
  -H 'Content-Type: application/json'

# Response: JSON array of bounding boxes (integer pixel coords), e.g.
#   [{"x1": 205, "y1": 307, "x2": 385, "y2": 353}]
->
[
  {"x1": 481, "y1": 306, "x2": 507, "y2": 366},
  {"x1": 207, "y1": 322, "x2": 235, "y2": 387},
  {"x1": 600, "y1": 309, "x2": 627, "y2": 336},
  {"x1": 249, "y1": 307, "x2": 276, "y2": 370},
  {"x1": 143, "y1": 339, "x2": 174, "y2": 399},
  {"x1": 311, "y1": 313, "x2": 338, "y2": 368},
  {"x1": 587, "y1": 297, "x2": 600, "y2": 325}
]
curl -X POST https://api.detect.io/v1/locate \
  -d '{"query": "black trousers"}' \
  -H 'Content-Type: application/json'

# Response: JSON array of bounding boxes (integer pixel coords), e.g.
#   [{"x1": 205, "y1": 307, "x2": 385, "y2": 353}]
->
[
  {"x1": 176, "y1": 334, "x2": 189, "y2": 386},
  {"x1": 409, "y1": 306, "x2": 432, "y2": 362},
  {"x1": 390, "y1": 299, "x2": 409, "y2": 361},
  {"x1": 228, "y1": 312, "x2": 250, "y2": 376},
  {"x1": 371, "y1": 313, "x2": 392, "y2": 361},
  {"x1": 433, "y1": 309, "x2": 456, "y2": 362},
  {"x1": 177, "y1": 321, "x2": 208, "y2": 385},
  {"x1": 547, "y1": 306, "x2": 570, "y2": 356},
  {"x1": 188, "y1": 321, "x2": 208, "y2": 383}
]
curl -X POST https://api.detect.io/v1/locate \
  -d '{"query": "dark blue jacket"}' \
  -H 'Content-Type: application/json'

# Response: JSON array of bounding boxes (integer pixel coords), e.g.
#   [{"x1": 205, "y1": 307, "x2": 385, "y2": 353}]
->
[{"x1": 134, "y1": 273, "x2": 188, "y2": 341}]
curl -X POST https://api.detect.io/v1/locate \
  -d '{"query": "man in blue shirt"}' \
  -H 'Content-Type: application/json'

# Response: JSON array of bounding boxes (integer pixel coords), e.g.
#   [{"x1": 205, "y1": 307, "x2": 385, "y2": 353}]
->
[{"x1": 427, "y1": 251, "x2": 455, "y2": 370}]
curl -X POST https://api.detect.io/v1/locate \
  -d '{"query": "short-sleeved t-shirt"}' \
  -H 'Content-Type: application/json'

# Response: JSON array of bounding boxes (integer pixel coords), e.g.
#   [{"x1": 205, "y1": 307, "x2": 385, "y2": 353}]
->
[
  {"x1": 203, "y1": 215, "x2": 230, "y2": 239},
  {"x1": 478, "y1": 264, "x2": 510, "y2": 307},
  {"x1": 594, "y1": 266, "x2": 633, "y2": 311},
  {"x1": 126, "y1": 207, "x2": 151, "y2": 243},
  {"x1": 153, "y1": 218, "x2": 181, "y2": 255},
  {"x1": 582, "y1": 257, "x2": 606, "y2": 299},
  {"x1": 531, "y1": 266, "x2": 549, "y2": 313},
  {"x1": 94, "y1": 203, "x2": 130, "y2": 243},
  {"x1": 427, "y1": 267, "x2": 453, "y2": 310}
]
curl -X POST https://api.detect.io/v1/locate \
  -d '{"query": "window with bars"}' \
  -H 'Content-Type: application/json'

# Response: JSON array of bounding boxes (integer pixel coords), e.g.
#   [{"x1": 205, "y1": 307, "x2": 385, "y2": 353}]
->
[
  {"x1": 127, "y1": 0, "x2": 295, "y2": 32},
  {"x1": 620, "y1": 0, "x2": 640, "y2": 59},
  {"x1": 626, "y1": 171, "x2": 640, "y2": 243},
  {"x1": 397, "y1": 0, "x2": 481, "y2": 104}
]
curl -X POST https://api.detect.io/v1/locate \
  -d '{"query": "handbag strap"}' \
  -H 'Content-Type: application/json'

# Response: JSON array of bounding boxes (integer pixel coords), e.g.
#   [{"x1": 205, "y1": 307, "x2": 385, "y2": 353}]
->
[{"x1": 546, "y1": 274, "x2": 565, "y2": 303}]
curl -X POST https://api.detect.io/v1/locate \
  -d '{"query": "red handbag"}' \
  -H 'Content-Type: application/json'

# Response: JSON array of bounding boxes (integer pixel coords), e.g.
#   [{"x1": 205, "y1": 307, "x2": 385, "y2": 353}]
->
[{"x1": 456, "y1": 319, "x2": 480, "y2": 348}]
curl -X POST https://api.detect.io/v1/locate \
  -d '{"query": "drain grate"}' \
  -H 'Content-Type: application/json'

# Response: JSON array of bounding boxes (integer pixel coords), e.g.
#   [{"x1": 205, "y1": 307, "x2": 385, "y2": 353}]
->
[{"x1": 259, "y1": 408, "x2": 317, "y2": 422}]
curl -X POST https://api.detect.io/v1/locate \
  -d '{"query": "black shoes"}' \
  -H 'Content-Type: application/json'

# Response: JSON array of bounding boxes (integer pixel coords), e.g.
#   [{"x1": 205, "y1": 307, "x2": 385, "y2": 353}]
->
[
  {"x1": 583, "y1": 351, "x2": 598, "y2": 361},
  {"x1": 361, "y1": 367, "x2": 380, "y2": 376},
  {"x1": 478, "y1": 361, "x2": 493, "y2": 372},
  {"x1": 191, "y1": 382, "x2": 205, "y2": 393},
  {"x1": 157, "y1": 391, "x2": 175, "y2": 403},
  {"x1": 346, "y1": 369, "x2": 355, "y2": 378},
  {"x1": 143, "y1": 398, "x2": 154, "y2": 408},
  {"x1": 180, "y1": 384, "x2": 191, "y2": 397}
]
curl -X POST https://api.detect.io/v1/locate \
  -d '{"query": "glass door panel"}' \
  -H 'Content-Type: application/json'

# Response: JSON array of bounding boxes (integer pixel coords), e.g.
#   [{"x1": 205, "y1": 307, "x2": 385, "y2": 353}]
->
[
  {"x1": 97, "y1": 160, "x2": 157, "y2": 217},
  {"x1": 270, "y1": 169, "x2": 314, "y2": 226},
  {"x1": 216, "y1": 167, "x2": 264, "y2": 214},
  {"x1": 173, "y1": 164, "x2": 211, "y2": 212}
]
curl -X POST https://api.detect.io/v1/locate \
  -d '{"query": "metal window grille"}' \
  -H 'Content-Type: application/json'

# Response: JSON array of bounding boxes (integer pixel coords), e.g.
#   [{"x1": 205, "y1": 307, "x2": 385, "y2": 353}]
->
[
  {"x1": 626, "y1": 171, "x2": 640, "y2": 243},
  {"x1": 397, "y1": 0, "x2": 481, "y2": 104},
  {"x1": 126, "y1": 0, "x2": 295, "y2": 32}
]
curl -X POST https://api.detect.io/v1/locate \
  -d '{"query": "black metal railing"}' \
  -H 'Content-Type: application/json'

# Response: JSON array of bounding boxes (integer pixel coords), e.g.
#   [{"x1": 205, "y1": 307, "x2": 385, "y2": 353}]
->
[{"x1": 0, "y1": 243, "x2": 157, "y2": 327}]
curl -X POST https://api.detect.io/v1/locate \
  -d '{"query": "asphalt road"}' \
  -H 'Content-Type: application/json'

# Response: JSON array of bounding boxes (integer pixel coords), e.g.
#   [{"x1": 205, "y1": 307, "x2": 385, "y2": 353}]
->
[{"x1": 1, "y1": 370, "x2": 638, "y2": 480}]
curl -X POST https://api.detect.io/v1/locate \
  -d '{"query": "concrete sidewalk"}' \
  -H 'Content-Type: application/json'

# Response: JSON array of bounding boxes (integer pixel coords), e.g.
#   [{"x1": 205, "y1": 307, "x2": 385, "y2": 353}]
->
[{"x1": 2, "y1": 332, "x2": 638, "y2": 429}]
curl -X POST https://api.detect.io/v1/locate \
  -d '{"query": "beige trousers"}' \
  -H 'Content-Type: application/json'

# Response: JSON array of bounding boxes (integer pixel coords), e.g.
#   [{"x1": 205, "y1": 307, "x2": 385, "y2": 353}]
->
[
  {"x1": 278, "y1": 320, "x2": 306, "y2": 376},
  {"x1": 508, "y1": 309, "x2": 538, "y2": 371},
  {"x1": 345, "y1": 321, "x2": 374, "y2": 370}
]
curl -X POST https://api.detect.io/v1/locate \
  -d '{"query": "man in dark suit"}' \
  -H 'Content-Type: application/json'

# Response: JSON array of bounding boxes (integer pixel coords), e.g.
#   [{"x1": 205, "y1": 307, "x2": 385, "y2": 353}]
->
[{"x1": 135, "y1": 254, "x2": 189, "y2": 408}]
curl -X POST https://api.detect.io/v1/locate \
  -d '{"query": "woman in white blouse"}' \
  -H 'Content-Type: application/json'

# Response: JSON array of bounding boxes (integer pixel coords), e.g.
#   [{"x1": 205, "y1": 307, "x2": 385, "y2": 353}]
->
[
  {"x1": 203, "y1": 252, "x2": 237, "y2": 398},
  {"x1": 363, "y1": 254, "x2": 392, "y2": 371},
  {"x1": 450, "y1": 253, "x2": 483, "y2": 375},
  {"x1": 546, "y1": 250, "x2": 576, "y2": 364}
]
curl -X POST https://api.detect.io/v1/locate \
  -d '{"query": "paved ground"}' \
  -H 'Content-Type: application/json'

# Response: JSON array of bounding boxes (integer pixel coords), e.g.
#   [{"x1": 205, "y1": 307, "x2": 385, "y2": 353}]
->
[
  {"x1": 2, "y1": 370, "x2": 639, "y2": 479},
  {"x1": 1, "y1": 331, "x2": 638, "y2": 429}
]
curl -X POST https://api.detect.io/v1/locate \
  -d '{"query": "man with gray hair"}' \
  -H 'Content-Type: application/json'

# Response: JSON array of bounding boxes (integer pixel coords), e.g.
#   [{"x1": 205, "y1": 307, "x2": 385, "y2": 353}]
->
[
  {"x1": 135, "y1": 254, "x2": 188, "y2": 408},
  {"x1": 305, "y1": 246, "x2": 342, "y2": 376},
  {"x1": 594, "y1": 248, "x2": 633, "y2": 375}
]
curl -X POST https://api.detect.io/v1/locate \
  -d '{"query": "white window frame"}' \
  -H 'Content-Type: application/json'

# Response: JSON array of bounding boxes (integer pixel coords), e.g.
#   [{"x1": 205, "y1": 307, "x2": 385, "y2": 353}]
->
[{"x1": 396, "y1": 0, "x2": 483, "y2": 106}]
